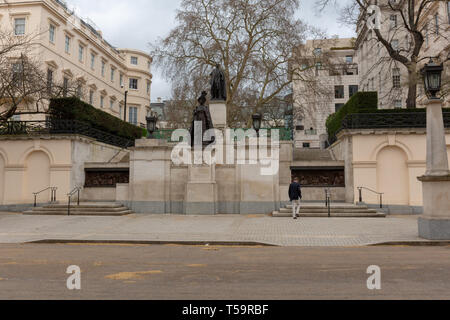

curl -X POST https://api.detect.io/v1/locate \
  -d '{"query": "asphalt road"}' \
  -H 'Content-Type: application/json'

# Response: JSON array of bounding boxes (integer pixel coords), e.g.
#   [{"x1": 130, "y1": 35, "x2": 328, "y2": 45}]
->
[{"x1": 0, "y1": 243, "x2": 449, "y2": 300}]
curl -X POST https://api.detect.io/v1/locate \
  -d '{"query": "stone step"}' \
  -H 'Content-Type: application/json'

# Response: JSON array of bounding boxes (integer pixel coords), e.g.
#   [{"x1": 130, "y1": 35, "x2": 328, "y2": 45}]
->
[
  {"x1": 272, "y1": 211, "x2": 386, "y2": 218},
  {"x1": 43, "y1": 203, "x2": 124, "y2": 209},
  {"x1": 285, "y1": 204, "x2": 369, "y2": 210},
  {"x1": 279, "y1": 208, "x2": 378, "y2": 214},
  {"x1": 24, "y1": 210, "x2": 132, "y2": 216},
  {"x1": 36, "y1": 206, "x2": 129, "y2": 212}
]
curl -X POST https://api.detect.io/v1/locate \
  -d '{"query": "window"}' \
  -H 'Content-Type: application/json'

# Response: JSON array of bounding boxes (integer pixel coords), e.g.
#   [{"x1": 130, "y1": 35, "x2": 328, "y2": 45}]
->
[
  {"x1": 110, "y1": 99, "x2": 114, "y2": 110},
  {"x1": 89, "y1": 90, "x2": 94, "y2": 105},
  {"x1": 394, "y1": 100, "x2": 402, "y2": 109},
  {"x1": 130, "y1": 56, "x2": 138, "y2": 65},
  {"x1": 63, "y1": 77, "x2": 69, "y2": 97},
  {"x1": 345, "y1": 56, "x2": 353, "y2": 64},
  {"x1": 129, "y1": 78, "x2": 138, "y2": 90},
  {"x1": 47, "y1": 69, "x2": 53, "y2": 93},
  {"x1": 392, "y1": 68, "x2": 401, "y2": 88},
  {"x1": 425, "y1": 23, "x2": 429, "y2": 46},
  {"x1": 335, "y1": 103, "x2": 345, "y2": 112},
  {"x1": 76, "y1": 85, "x2": 82, "y2": 99},
  {"x1": 391, "y1": 39, "x2": 399, "y2": 50},
  {"x1": 90, "y1": 53, "x2": 95, "y2": 69},
  {"x1": 65, "y1": 35, "x2": 70, "y2": 53},
  {"x1": 14, "y1": 18, "x2": 26, "y2": 36},
  {"x1": 11, "y1": 114, "x2": 21, "y2": 121},
  {"x1": 129, "y1": 107, "x2": 138, "y2": 125},
  {"x1": 119, "y1": 104, "x2": 123, "y2": 118},
  {"x1": 335, "y1": 85, "x2": 344, "y2": 99},
  {"x1": 101, "y1": 61, "x2": 106, "y2": 77},
  {"x1": 435, "y1": 14, "x2": 439, "y2": 35},
  {"x1": 12, "y1": 63, "x2": 23, "y2": 84},
  {"x1": 302, "y1": 143, "x2": 311, "y2": 148},
  {"x1": 111, "y1": 68, "x2": 115, "y2": 82},
  {"x1": 313, "y1": 48, "x2": 322, "y2": 56},
  {"x1": 49, "y1": 24, "x2": 55, "y2": 43},
  {"x1": 78, "y1": 45, "x2": 84, "y2": 62},
  {"x1": 448, "y1": 1, "x2": 450, "y2": 24},
  {"x1": 147, "y1": 81, "x2": 151, "y2": 95},
  {"x1": 100, "y1": 96, "x2": 104, "y2": 108},
  {"x1": 349, "y1": 85, "x2": 358, "y2": 97},
  {"x1": 390, "y1": 15, "x2": 397, "y2": 28},
  {"x1": 147, "y1": 61, "x2": 151, "y2": 71}
]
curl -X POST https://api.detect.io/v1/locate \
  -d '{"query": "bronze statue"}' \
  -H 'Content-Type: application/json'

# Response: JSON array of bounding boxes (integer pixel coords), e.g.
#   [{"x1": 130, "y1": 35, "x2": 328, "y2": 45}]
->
[
  {"x1": 190, "y1": 91, "x2": 215, "y2": 147},
  {"x1": 210, "y1": 64, "x2": 227, "y2": 101}
]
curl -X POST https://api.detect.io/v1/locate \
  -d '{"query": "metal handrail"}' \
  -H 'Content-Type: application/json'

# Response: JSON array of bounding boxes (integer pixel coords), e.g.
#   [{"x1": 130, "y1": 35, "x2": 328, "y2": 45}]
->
[
  {"x1": 324, "y1": 188, "x2": 331, "y2": 218},
  {"x1": 357, "y1": 187, "x2": 384, "y2": 209},
  {"x1": 67, "y1": 187, "x2": 82, "y2": 216},
  {"x1": 33, "y1": 187, "x2": 57, "y2": 207}
]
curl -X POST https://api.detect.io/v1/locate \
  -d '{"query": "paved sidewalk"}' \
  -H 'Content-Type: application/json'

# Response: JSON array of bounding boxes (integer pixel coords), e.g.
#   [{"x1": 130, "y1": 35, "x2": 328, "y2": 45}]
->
[{"x1": 0, "y1": 212, "x2": 425, "y2": 246}]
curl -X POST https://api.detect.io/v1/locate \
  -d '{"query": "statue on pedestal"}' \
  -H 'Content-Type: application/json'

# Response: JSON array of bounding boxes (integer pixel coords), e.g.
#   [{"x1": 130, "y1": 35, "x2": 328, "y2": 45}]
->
[
  {"x1": 190, "y1": 91, "x2": 215, "y2": 147},
  {"x1": 210, "y1": 64, "x2": 227, "y2": 101}
]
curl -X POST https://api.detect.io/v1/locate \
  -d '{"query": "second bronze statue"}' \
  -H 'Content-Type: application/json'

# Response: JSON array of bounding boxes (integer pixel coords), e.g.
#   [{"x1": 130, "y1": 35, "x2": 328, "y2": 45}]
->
[{"x1": 210, "y1": 64, "x2": 227, "y2": 101}]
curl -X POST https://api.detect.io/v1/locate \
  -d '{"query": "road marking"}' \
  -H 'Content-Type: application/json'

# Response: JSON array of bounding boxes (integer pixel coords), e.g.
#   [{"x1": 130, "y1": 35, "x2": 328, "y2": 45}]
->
[{"x1": 105, "y1": 270, "x2": 163, "y2": 280}]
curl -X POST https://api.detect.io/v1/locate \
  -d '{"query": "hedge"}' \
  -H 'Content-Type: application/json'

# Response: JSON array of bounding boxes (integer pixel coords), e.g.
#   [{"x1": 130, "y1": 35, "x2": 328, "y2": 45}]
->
[
  {"x1": 326, "y1": 91, "x2": 378, "y2": 142},
  {"x1": 49, "y1": 97, "x2": 146, "y2": 140}
]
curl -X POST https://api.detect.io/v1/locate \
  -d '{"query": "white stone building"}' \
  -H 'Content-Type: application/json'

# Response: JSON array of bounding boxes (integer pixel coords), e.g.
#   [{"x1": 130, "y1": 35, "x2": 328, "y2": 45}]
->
[
  {"x1": 355, "y1": 0, "x2": 450, "y2": 109},
  {"x1": 293, "y1": 38, "x2": 359, "y2": 149},
  {"x1": 0, "y1": 0, "x2": 153, "y2": 126}
]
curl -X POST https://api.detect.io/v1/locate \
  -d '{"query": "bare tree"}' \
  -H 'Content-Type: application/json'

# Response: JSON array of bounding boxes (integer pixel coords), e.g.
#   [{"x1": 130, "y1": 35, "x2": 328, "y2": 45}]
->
[
  {"x1": 316, "y1": 0, "x2": 449, "y2": 108},
  {"x1": 151, "y1": 0, "x2": 312, "y2": 127},
  {"x1": 0, "y1": 28, "x2": 84, "y2": 122}
]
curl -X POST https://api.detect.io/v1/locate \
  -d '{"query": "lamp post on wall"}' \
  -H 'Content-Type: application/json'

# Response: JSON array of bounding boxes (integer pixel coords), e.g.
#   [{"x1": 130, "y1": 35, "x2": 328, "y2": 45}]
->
[
  {"x1": 122, "y1": 84, "x2": 128, "y2": 122},
  {"x1": 417, "y1": 59, "x2": 450, "y2": 240},
  {"x1": 252, "y1": 113, "x2": 262, "y2": 137},
  {"x1": 146, "y1": 112, "x2": 158, "y2": 139}
]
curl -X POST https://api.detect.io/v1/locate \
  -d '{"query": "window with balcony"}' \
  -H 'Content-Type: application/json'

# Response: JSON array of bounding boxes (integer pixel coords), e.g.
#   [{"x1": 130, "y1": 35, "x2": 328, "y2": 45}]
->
[
  {"x1": 129, "y1": 107, "x2": 138, "y2": 125},
  {"x1": 392, "y1": 68, "x2": 401, "y2": 88},
  {"x1": 65, "y1": 35, "x2": 71, "y2": 53},
  {"x1": 49, "y1": 24, "x2": 55, "y2": 43},
  {"x1": 349, "y1": 85, "x2": 358, "y2": 97},
  {"x1": 129, "y1": 78, "x2": 138, "y2": 90},
  {"x1": 335, "y1": 85, "x2": 344, "y2": 99},
  {"x1": 78, "y1": 45, "x2": 84, "y2": 62},
  {"x1": 14, "y1": 18, "x2": 26, "y2": 36}
]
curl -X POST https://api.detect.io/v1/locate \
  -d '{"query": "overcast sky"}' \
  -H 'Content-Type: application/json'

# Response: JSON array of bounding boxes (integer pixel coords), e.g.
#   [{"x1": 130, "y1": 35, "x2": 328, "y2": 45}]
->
[{"x1": 69, "y1": 0, "x2": 355, "y2": 102}]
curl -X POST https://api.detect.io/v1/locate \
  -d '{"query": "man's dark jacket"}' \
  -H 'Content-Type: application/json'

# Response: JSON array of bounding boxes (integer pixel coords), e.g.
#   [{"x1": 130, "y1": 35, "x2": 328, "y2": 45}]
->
[{"x1": 288, "y1": 182, "x2": 302, "y2": 201}]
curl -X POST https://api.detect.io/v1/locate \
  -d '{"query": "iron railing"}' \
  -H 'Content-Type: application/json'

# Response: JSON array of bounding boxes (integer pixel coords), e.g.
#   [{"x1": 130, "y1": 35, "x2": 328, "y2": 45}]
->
[
  {"x1": 0, "y1": 120, "x2": 134, "y2": 148},
  {"x1": 67, "y1": 187, "x2": 82, "y2": 216},
  {"x1": 329, "y1": 112, "x2": 450, "y2": 145},
  {"x1": 341, "y1": 112, "x2": 450, "y2": 130},
  {"x1": 358, "y1": 187, "x2": 384, "y2": 209},
  {"x1": 33, "y1": 187, "x2": 57, "y2": 207}
]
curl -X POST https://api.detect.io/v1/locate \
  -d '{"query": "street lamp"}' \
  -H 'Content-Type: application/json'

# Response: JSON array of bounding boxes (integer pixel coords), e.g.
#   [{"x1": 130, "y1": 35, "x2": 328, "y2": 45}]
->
[
  {"x1": 146, "y1": 112, "x2": 158, "y2": 139},
  {"x1": 421, "y1": 59, "x2": 443, "y2": 100},
  {"x1": 252, "y1": 113, "x2": 262, "y2": 136}
]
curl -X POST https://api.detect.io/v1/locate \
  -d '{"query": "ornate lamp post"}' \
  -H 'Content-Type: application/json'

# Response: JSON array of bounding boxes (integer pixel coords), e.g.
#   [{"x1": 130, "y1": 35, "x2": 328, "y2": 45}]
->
[
  {"x1": 252, "y1": 113, "x2": 262, "y2": 137},
  {"x1": 146, "y1": 112, "x2": 158, "y2": 139},
  {"x1": 418, "y1": 59, "x2": 450, "y2": 240}
]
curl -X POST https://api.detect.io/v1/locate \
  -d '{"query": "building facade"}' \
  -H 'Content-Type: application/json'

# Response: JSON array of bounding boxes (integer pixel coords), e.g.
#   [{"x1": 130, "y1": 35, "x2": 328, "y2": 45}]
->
[
  {"x1": 355, "y1": 0, "x2": 450, "y2": 109},
  {"x1": 0, "y1": 0, "x2": 152, "y2": 126},
  {"x1": 293, "y1": 38, "x2": 359, "y2": 149}
]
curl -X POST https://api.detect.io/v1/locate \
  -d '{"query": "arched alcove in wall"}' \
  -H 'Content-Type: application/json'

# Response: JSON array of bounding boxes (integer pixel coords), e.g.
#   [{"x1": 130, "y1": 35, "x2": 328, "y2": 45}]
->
[
  {"x1": 0, "y1": 154, "x2": 5, "y2": 205},
  {"x1": 24, "y1": 151, "x2": 51, "y2": 202},
  {"x1": 376, "y1": 146, "x2": 410, "y2": 206}
]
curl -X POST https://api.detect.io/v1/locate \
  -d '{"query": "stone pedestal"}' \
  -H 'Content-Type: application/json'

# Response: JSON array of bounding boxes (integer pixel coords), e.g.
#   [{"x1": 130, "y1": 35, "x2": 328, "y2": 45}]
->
[
  {"x1": 418, "y1": 99, "x2": 450, "y2": 240},
  {"x1": 184, "y1": 164, "x2": 218, "y2": 215},
  {"x1": 209, "y1": 100, "x2": 227, "y2": 130}
]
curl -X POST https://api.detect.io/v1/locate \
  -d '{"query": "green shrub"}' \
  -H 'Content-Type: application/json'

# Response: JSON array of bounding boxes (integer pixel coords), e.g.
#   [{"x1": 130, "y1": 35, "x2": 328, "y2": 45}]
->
[
  {"x1": 49, "y1": 97, "x2": 145, "y2": 140},
  {"x1": 326, "y1": 91, "x2": 378, "y2": 142}
]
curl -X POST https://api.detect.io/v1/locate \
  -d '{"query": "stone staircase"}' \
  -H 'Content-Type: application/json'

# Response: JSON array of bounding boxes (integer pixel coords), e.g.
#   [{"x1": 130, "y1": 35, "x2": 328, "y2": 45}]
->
[
  {"x1": 24, "y1": 202, "x2": 133, "y2": 216},
  {"x1": 272, "y1": 203, "x2": 386, "y2": 218}
]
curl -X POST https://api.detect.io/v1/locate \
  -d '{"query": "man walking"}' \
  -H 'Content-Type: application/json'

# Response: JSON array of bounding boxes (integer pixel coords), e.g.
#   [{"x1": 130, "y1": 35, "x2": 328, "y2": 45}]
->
[{"x1": 289, "y1": 177, "x2": 302, "y2": 220}]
